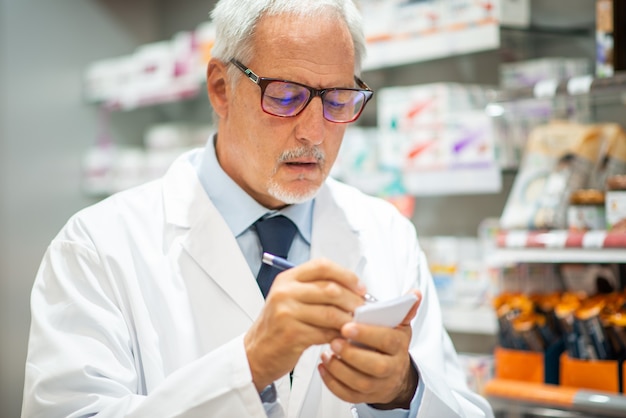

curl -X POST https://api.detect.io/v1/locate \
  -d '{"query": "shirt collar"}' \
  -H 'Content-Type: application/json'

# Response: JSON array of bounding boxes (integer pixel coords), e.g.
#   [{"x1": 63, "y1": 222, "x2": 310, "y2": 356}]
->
[{"x1": 192, "y1": 135, "x2": 313, "y2": 243}]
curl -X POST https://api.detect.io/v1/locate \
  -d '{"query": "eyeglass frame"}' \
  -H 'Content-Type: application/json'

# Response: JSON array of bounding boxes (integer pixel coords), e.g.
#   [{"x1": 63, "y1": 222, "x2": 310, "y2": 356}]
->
[{"x1": 229, "y1": 59, "x2": 374, "y2": 123}]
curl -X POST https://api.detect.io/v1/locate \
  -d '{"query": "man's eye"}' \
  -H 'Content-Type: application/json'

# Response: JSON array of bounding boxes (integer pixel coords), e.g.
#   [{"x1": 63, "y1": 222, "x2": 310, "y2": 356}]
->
[{"x1": 268, "y1": 95, "x2": 300, "y2": 106}]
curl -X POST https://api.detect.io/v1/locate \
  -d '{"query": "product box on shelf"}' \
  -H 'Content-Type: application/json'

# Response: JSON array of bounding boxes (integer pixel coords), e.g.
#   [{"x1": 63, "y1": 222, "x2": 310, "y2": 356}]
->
[
  {"x1": 492, "y1": 285, "x2": 626, "y2": 399},
  {"x1": 458, "y1": 353, "x2": 494, "y2": 396},
  {"x1": 360, "y1": 0, "x2": 499, "y2": 70},
  {"x1": 494, "y1": 341, "x2": 564, "y2": 385},
  {"x1": 560, "y1": 353, "x2": 625, "y2": 393},
  {"x1": 83, "y1": 23, "x2": 210, "y2": 110},
  {"x1": 500, "y1": 120, "x2": 604, "y2": 230},
  {"x1": 596, "y1": 0, "x2": 626, "y2": 78},
  {"x1": 421, "y1": 236, "x2": 492, "y2": 307},
  {"x1": 332, "y1": 127, "x2": 384, "y2": 194},
  {"x1": 377, "y1": 82, "x2": 501, "y2": 196},
  {"x1": 588, "y1": 123, "x2": 626, "y2": 191}
]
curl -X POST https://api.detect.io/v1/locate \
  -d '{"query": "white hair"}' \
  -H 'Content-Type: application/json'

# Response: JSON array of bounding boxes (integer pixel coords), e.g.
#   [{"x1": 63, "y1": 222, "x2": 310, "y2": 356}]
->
[{"x1": 209, "y1": 0, "x2": 366, "y2": 78}]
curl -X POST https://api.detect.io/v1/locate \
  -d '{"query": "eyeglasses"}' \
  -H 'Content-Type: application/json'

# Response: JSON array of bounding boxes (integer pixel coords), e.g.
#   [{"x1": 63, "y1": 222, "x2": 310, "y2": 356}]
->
[{"x1": 230, "y1": 59, "x2": 373, "y2": 123}]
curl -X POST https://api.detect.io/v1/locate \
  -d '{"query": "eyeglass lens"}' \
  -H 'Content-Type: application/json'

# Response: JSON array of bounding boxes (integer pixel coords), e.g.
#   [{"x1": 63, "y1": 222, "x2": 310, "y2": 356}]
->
[{"x1": 262, "y1": 81, "x2": 367, "y2": 123}]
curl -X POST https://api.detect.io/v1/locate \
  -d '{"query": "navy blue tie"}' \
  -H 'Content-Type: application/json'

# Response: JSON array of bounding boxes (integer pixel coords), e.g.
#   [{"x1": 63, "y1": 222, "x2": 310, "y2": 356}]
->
[{"x1": 255, "y1": 215, "x2": 297, "y2": 298}]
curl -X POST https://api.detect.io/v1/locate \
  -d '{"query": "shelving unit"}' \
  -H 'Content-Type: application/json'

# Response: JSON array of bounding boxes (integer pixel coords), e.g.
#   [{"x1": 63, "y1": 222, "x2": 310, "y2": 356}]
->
[
  {"x1": 101, "y1": 83, "x2": 202, "y2": 111},
  {"x1": 79, "y1": 2, "x2": 626, "y2": 416},
  {"x1": 485, "y1": 228, "x2": 626, "y2": 417},
  {"x1": 489, "y1": 230, "x2": 626, "y2": 265},
  {"x1": 442, "y1": 231, "x2": 626, "y2": 336},
  {"x1": 489, "y1": 71, "x2": 626, "y2": 104},
  {"x1": 487, "y1": 380, "x2": 626, "y2": 418}
]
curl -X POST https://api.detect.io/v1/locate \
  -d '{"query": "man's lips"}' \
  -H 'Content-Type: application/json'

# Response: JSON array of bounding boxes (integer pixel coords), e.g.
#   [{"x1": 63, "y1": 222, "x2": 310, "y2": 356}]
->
[
  {"x1": 284, "y1": 160, "x2": 318, "y2": 166},
  {"x1": 282, "y1": 161, "x2": 320, "y2": 174}
]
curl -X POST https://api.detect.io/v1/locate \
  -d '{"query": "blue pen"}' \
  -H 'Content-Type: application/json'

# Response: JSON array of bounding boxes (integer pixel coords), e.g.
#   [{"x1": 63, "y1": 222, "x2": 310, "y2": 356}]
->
[
  {"x1": 262, "y1": 252, "x2": 296, "y2": 271},
  {"x1": 262, "y1": 252, "x2": 377, "y2": 303}
]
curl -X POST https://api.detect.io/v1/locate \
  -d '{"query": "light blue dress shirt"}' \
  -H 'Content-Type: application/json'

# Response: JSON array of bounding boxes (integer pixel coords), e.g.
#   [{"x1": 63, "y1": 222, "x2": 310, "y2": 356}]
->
[{"x1": 192, "y1": 136, "x2": 422, "y2": 417}]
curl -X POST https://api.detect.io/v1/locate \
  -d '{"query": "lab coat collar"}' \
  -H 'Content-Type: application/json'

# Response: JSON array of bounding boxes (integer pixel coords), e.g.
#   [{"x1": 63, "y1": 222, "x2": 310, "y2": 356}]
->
[
  {"x1": 311, "y1": 179, "x2": 363, "y2": 270},
  {"x1": 162, "y1": 154, "x2": 265, "y2": 322}
]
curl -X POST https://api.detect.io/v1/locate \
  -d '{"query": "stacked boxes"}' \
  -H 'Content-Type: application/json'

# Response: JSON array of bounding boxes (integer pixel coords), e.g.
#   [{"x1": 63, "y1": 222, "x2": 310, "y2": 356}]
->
[{"x1": 377, "y1": 83, "x2": 500, "y2": 196}]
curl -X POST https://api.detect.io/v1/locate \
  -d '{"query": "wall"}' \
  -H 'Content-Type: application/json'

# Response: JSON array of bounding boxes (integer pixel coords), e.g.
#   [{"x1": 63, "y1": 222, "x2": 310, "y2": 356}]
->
[
  {"x1": 0, "y1": 0, "x2": 161, "y2": 415},
  {"x1": 161, "y1": 0, "x2": 216, "y2": 39}
]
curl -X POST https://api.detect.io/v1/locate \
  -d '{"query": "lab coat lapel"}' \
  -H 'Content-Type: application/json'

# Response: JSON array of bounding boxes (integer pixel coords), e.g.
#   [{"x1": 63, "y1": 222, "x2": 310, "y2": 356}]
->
[
  {"x1": 310, "y1": 182, "x2": 363, "y2": 269},
  {"x1": 289, "y1": 182, "x2": 364, "y2": 417},
  {"x1": 162, "y1": 158, "x2": 265, "y2": 322},
  {"x1": 289, "y1": 345, "x2": 324, "y2": 418}
]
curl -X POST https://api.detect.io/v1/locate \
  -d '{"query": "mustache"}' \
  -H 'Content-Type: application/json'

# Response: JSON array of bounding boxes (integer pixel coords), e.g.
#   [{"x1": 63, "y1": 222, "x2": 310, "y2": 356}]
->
[{"x1": 278, "y1": 146, "x2": 326, "y2": 164}]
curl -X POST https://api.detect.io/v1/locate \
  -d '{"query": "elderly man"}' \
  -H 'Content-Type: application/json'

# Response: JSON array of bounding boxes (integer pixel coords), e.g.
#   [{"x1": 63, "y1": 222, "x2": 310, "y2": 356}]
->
[{"x1": 22, "y1": 1, "x2": 493, "y2": 417}]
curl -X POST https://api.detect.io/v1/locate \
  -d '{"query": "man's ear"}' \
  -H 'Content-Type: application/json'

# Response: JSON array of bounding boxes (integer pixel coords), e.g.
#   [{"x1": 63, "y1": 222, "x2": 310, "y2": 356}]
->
[{"x1": 207, "y1": 58, "x2": 229, "y2": 119}]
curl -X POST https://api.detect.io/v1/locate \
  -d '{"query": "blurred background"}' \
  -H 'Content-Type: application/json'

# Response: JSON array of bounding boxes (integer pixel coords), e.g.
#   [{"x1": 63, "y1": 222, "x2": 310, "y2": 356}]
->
[{"x1": 2, "y1": 1, "x2": 625, "y2": 417}]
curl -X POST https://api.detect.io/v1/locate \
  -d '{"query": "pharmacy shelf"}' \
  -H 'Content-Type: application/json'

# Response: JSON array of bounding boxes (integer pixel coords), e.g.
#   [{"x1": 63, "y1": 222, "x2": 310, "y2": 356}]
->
[
  {"x1": 100, "y1": 82, "x2": 202, "y2": 111},
  {"x1": 363, "y1": 19, "x2": 499, "y2": 71},
  {"x1": 489, "y1": 71, "x2": 626, "y2": 103},
  {"x1": 441, "y1": 305, "x2": 497, "y2": 335},
  {"x1": 487, "y1": 230, "x2": 626, "y2": 265},
  {"x1": 489, "y1": 248, "x2": 626, "y2": 265},
  {"x1": 486, "y1": 379, "x2": 626, "y2": 418}
]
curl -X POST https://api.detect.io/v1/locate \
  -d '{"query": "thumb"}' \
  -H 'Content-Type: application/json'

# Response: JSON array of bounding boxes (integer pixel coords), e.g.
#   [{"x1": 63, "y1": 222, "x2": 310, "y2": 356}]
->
[{"x1": 400, "y1": 290, "x2": 422, "y2": 326}]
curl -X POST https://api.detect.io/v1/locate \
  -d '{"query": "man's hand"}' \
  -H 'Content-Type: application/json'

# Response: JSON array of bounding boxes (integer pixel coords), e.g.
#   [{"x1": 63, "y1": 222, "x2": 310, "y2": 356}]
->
[
  {"x1": 318, "y1": 290, "x2": 421, "y2": 409},
  {"x1": 244, "y1": 259, "x2": 366, "y2": 391}
]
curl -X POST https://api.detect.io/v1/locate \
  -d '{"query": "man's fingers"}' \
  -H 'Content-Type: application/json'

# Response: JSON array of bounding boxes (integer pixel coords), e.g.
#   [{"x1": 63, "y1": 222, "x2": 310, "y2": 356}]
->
[
  {"x1": 340, "y1": 320, "x2": 411, "y2": 356},
  {"x1": 338, "y1": 289, "x2": 422, "y2": 355},
  {"x1": 269, "y1": 278, "x2": 364, "y2": 313},
  {"x1": 295, "y1": 304, "x2": 356, "y2": 330},
  {"x1": 280, "y1": 258, "x2": 365, "y2": 295},
  {"x1": 327, "y1": 338, "x2": 392, "y2": 378},
  {"x1": 318, "y1": 361, "x2": 369, "y2": 404}
]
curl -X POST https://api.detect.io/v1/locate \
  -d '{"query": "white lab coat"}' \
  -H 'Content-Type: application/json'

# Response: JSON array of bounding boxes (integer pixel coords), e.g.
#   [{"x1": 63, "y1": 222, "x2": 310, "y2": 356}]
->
[{"x1": 22, "y1": 150, "x2": 493, "y2": 418}]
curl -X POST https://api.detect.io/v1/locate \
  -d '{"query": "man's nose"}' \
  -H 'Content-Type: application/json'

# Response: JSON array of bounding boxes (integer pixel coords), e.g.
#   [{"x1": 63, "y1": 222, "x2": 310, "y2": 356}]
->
[{"x1": 295, "y1": 97, "x2": 325, "y2": 145}]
